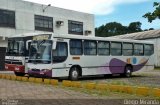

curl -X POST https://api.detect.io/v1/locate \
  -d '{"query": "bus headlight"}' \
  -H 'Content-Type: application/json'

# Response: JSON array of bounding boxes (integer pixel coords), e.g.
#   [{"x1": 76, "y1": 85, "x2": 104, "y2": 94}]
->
[
  {"x1": 41, "y1": 69, "x2": 51, "y2": 73},
  {"x1": 15, "y1": 67, "x2": 19, "y2": 71},
  {"x1": 5, "y1": 66, "x2": 8, "y2": 69},
  {"x1": 41, "y1": 69, "x2": 47, "y2": 72}
]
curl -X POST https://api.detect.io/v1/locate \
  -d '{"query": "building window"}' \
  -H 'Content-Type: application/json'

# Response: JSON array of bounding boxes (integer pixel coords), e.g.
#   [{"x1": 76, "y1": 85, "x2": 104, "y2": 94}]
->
[
  {"x1": 35, "y1": 15, "x2": 53, "y2": 32},
  {"x1": 68, "y1": 20, "x2": 83, "y2": 35},
  {"x1": 84, "y1": 40, "x2": 97, "y2": 55},
  {"x1": 123, "y1": 43, "x2": 133, "y2": 56},
  {"x1": 70, "y1": 39, "x2": 83, "y2": 55},
  {"x1": 0, "y1": 9, "x2": 15, "y2": 28},
  {"x1": 98, "y1": 41, "x2": 110, "y2": 55},
  {"x1": 111, "y1": 42, "x2": 122, "y2": 56},
  {"x1": 134, "y1": 43, "x2": 144, "y2": 56}
]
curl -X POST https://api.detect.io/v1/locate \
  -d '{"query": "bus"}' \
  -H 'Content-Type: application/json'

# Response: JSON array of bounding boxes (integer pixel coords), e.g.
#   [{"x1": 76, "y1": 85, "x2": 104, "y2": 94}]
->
[
  {"x1": 5, "y1": 33, "x2": 45, "y2": 76},
  {"x1": 27, "y1": 34, "x2": 154, "y2": 80}
]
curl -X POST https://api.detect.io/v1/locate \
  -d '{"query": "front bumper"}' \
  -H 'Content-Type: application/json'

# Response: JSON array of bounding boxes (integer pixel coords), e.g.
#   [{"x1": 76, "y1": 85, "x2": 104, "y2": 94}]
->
[
  {"x1": 5, "y1": 64, "x2": 16, "y2": 71},
  {"x1": 28, "y1": 69, "x2": 52, "y2": 77}
]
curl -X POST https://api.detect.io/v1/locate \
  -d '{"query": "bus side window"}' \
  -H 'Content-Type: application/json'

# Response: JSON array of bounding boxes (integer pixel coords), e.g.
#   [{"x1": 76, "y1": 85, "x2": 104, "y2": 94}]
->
[
  {"x1": 144, "y1": 44, "x2": 154, "y2": 56},
  {"x1": 111, "y1": 42, "x2": 122, "y2": 56},
  {"x1": 70, "y1": 39, "x2": 83, "y2": 55},
  {"x1": 84, "y1": 40, "x2": 97, "y2": 55},
  {"x1": 123, "y1": 43, "x2": 133, "y2": 56},
  {"x1": 52, "y1": 42, "x2": 68, "y2": 63},
  {"x1": 134, "y1": 44, "x2": 144, "y2": 56},
  {"x1": 98, "y1": 41, "x2": 110, "y2": 55}
]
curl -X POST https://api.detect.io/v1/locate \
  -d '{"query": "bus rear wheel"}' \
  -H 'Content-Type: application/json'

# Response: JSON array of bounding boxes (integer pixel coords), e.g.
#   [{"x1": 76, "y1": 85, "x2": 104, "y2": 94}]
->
[
  {"x1": 124, "y1": 66, "x2": 132, "y2": 77},
  {"x1": 69, "y1": 67, "x2": 79, "y2": 81},
  {"x1": 14, "y1": 72, "x2": 25, "y2": 76}
]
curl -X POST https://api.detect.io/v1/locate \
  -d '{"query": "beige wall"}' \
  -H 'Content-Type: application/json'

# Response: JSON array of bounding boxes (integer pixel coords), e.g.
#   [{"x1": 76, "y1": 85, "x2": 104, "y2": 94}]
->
[{"x1": 145, "y1": 38, "x2": 160, "y2": 67}]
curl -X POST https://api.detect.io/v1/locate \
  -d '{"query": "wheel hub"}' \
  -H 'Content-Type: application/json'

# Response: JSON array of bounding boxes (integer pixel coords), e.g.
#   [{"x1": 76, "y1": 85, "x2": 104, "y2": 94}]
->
[
  {"x1": 72, "y1": 70, "x2": 78, "y2": 78},
  {"x1": 126, "y1": 69, "x2": 131, "y2": 77}
]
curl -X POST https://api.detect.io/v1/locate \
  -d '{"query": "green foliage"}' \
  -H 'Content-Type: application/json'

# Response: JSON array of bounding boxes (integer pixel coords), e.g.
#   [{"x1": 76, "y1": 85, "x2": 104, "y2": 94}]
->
[
  {"x1": 128, "y1": 22, "x2": 142, "y2": 33},
  {"x1": 154, "y1": 67, "x2": 160, "y2": 70},
  {"x1": 95, "y1": 21, "x2": 143, "y2": 37},
  {"x1": 143, "y1": 2, "x2": 160, "y2": 22},
  {"x1": 95, "y1": 22, "x2": 128, "y2": 37},
  {"x1": 149, "y1": 28, "x2": 154, "y2": 30}
]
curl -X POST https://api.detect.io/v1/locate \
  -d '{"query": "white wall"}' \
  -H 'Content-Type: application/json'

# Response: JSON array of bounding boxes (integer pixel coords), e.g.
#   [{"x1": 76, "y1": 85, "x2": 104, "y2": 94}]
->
[
  {"x1": 0, "y1": 0, "x2": 95, "y2": 37},
  {"x1": 0, "y1": 37, "x2": 8, "y2": 47},
  {"x1": 144, "y1": 38, "x2": 160, "y2": 67}
]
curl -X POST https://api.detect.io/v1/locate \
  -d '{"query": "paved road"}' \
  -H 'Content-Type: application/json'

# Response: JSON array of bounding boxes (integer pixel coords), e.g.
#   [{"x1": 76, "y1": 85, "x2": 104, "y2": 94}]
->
[
  {"x1": 0, "y1": 79, "x2": 96, "y2": 99},
  {"x1": 0, "y1": 79, "x2": 127, "y2": 105},
  {"x1": 0, "y1": 70, "x2": 159, "y2": 105}
]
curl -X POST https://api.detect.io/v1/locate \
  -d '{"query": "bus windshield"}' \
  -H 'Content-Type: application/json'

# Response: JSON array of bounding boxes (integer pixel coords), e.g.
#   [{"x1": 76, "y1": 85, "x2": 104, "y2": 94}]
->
[
  {"x1": 29, "y1": 40, "x2": 52, "y2": 64},
  {"x1": 6, "y1": 40, "x2": 25, "y2": 56}
]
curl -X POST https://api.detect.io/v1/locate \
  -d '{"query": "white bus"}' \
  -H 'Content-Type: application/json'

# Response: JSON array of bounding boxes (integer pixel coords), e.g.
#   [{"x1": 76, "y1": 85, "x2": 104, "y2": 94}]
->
[{"x1": 27, "y1": 34, "x2": 154, "y2": 80}]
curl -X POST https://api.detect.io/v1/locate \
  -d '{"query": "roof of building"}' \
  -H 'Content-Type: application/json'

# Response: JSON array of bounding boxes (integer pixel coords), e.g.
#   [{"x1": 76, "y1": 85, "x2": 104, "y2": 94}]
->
[
  {"x1": 112, "y1": 29, "x2": 160, "y2": 40},
  {"x1": 52, "y1": 34, "x2": 154, "y2": 44}
]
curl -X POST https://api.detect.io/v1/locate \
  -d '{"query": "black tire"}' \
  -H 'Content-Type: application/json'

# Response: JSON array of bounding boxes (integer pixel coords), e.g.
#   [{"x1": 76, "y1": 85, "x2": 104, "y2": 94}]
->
[
  {"x1": 124, "y1": 66, "x2": 132, "y2": 77},
  {"x1": 69, "y1": 67, "x2": 79, "y2": 81},
  {"x1": 14, "y1": 72, "x2": 25, "y2": 76},
  {"x1": 104, "y1": 74, "x2": 112, "y2": 78}
]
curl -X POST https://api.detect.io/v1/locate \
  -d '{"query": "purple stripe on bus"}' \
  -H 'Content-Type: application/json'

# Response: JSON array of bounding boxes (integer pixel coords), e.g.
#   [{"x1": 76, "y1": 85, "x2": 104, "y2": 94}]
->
[
  {"x1": 45, "y1": 70, "x2": 52, "y2": 77},
  {"x1": 28, "y1": 70, "x2": 52, "y2": 77},
  {"x1": 133, "y1": 60, "x2": 148, "y2": 71},
  {"x1": 109, "y1": 58, "x2": 126, "y2": 74},
  {"x1": 109, "y1": 58, "x2": 148, "y2": 73}
]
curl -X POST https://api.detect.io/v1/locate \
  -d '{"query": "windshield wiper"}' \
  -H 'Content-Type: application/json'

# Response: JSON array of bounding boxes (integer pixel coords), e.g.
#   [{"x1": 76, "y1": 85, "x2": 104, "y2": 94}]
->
[{"x1": 38, "y1": 40, "x2": 45, "y2": 48}]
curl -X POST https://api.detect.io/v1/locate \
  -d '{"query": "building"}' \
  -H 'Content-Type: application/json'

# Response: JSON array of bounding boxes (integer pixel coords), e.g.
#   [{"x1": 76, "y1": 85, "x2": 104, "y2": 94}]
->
[
  {"x1": 113, "y1": 29, "x2": 160, "y2": 67},
  {"x1": 0, "y1": 0, "x2": 95, "y2": 70},
  {"x1": 0, "y1": 0, "x2": 95, "y2": 37},
  {"x1": 0, "y1": 37, "x2": 7, "y2": 70}
]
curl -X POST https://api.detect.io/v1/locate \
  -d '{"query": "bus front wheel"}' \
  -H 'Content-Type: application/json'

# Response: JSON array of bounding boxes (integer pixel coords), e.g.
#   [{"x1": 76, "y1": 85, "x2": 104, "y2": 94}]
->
[{"x1": 69, "y1": 67, "x2": 79, "y2": 81}]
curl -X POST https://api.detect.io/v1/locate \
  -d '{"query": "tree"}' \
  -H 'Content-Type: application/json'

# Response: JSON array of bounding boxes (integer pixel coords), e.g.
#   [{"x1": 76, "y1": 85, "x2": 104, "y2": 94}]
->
[
  {"x1": 143, "y1": 2, "x2": 160, "y2": 22},
  {"x1": 95, "y1": 22, "x2": 127, "y2": 37},
  {"x1": 95, "y1": 21, "x2": 143, "y2": 37},
  {"x1": 149, "y1": 28, "x2": 154, "y2": 30},
  {"x1": 95, "y1": 25, "x2": 105, "y2": 37},
  {"x1": 128, "y1": 22, "x2": 142, "y2": 33},
  {"x1": 144, "y1": 29, "x2": 148, "y2": 31},
  {"x1": 143, "y1": 28, "x2": 154, "y2": 31}
]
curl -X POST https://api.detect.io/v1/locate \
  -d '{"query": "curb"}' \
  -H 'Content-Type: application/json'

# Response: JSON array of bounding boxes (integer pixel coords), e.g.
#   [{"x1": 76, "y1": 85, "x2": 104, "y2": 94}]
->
[{"x1": 0, "y1": 74, "x2": 160, "y2": 98}]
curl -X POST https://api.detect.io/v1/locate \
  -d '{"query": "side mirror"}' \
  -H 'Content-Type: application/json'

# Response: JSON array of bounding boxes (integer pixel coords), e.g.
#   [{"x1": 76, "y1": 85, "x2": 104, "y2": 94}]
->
[
  {"x1": 26, "y1": 40, "x2": 32, "y2": 50},
  {"x1": 52, "y1": 41, "x2": 56, "y2": 49}
]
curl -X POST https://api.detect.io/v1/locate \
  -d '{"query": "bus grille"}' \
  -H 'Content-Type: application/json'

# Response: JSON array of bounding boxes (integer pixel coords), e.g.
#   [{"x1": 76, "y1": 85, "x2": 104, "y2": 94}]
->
[
  {"x1": 32, "y1": 69, "x2": 40, "y2": 72},
  {"x1": 5, "y1": 59, "x2": 23, "y2": 65}
]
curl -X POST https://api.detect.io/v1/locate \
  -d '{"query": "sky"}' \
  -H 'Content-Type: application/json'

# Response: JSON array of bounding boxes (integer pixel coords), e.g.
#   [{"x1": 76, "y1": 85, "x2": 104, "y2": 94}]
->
[{"x1": 24, "y1": 0, "x2": 160, "y2": 30}]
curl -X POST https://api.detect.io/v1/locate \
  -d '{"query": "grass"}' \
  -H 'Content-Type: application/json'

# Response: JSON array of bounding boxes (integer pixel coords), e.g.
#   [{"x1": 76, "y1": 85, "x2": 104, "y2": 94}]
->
[
  {"x1": 62, "y1": 86, "x2": 159, "y2": 99},
  {"x1": 154, "y1": 67, "x2": 160, "y2": 70}
]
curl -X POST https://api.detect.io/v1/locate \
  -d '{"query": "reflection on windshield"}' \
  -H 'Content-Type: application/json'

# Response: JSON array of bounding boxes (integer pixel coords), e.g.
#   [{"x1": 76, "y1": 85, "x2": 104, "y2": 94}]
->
[
  {"x1": 29, "y1": 40, "x2": 52, "y2": 64},
  {"x1": 6, "y1": 41, "x2": 25, "y2": 56}
]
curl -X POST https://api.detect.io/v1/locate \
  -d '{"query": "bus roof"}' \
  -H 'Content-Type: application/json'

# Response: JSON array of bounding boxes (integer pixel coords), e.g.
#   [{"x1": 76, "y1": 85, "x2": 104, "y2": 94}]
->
[
  {"x1": 52, "y1": 34, "x2": 154, "y2": 44},
  {"x1": 9, "y1": 32, "x2": 52, "y2": 38},
  {"x1": 8, "y1": 33, "x2": 154, "y2": 44}
]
